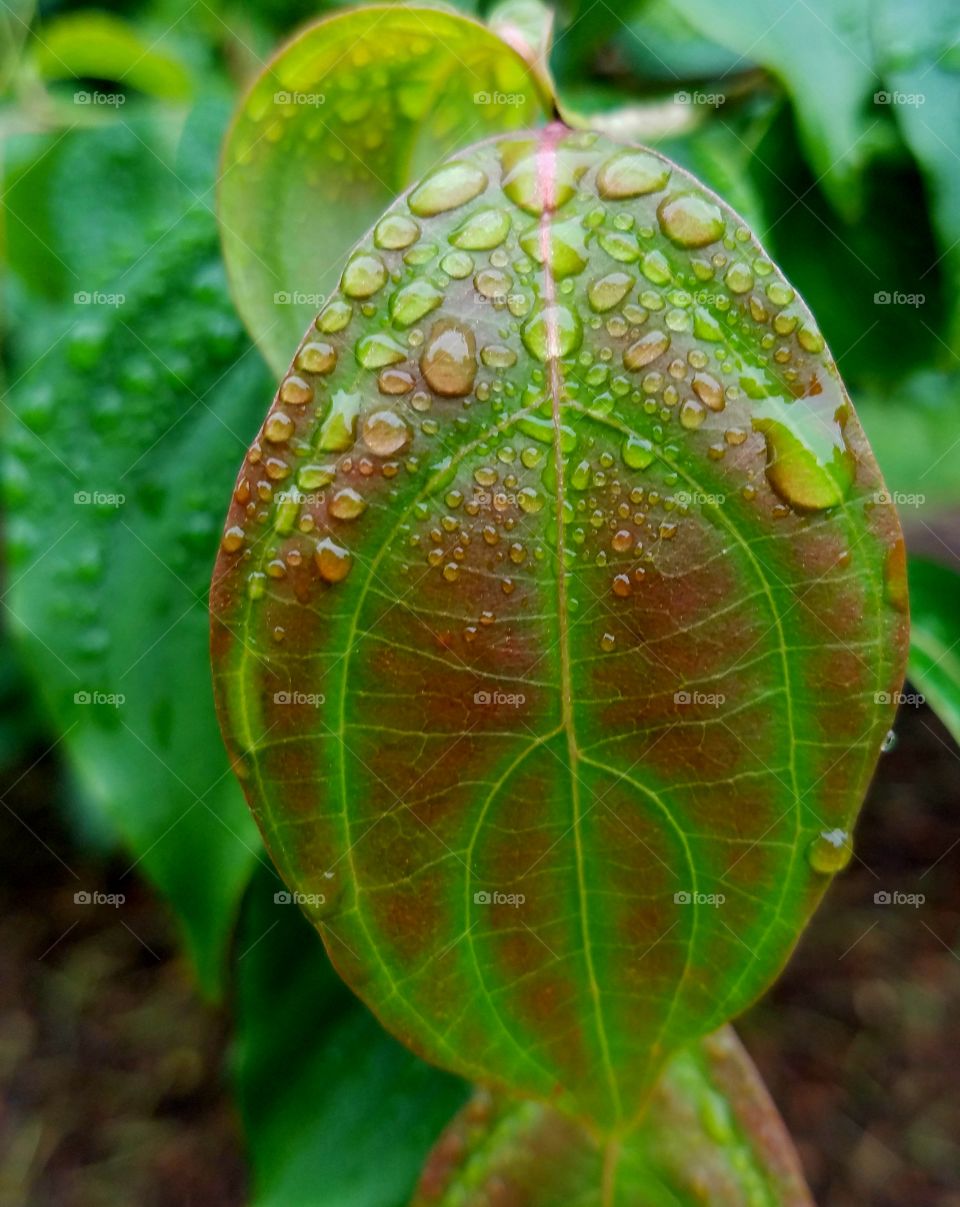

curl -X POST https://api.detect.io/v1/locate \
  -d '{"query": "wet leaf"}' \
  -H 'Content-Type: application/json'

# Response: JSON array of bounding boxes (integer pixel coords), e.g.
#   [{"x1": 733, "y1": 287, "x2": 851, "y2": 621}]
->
[
  {"x1": 413, "y1": 1026, "x2": 812, "y2": 1207},
  {"x1": 211, "y1": 126, "x2": 908, "y2": 1130},
  {"x1": 219, "y1": 3, "x2": 553, "y2": 376}
]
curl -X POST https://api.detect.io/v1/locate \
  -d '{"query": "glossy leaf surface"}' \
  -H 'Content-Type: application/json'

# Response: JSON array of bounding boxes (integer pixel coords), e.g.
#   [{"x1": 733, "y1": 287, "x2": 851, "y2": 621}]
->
[
  {"x1": 219, "y1": 3, "x2": 552, "y2": 376},
  {"x1": 212, "y1": 126, "x2": 908, "y2": 1130},
  {"x1": 413, "y1": 1026, "x2": 812, "y2": 1207}
]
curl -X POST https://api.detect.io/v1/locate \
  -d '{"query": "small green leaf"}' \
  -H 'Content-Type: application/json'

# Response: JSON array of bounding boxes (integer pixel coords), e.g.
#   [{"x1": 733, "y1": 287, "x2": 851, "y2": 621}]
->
[
  {"x1": 413, "y1": 1027, "x2": 813, "y2": 1206},
  {"x1": 212, "y1": 126, "x2": 908, "y2": 1130},
  {"x1": 235, "y1": 866, "x2": 469, "y2": 1207},
  {"x1": 908, "y1": 559, "x2": 960, "y2": 745},
  {"x1": 218, "y1": 4, "x2": 553, "y2": 376},
  {"x1": 666, "y1": 0, "x2": 879, "y2": 218}
]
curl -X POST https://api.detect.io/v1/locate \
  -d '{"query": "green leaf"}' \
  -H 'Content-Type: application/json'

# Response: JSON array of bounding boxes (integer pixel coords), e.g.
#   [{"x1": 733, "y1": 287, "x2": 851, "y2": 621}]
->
[
  {"x1": 32, "y1": 10, "x2": 192, "y2": 100},
  {"x1": 665, "y1": 0, "x2": 879, "y2": 218},
  {"x1": 218, "y1": 3, "x2": 553, "y2": 377},
  {"x1": 235, "y1": 865, "x2": 469, "y2": 1207},
  {"x1": 211, "y1": 126, "x2": 908, "y2": 1131},
  {"x1": 907, "y1": 559, "x2": 960, "y2": 745},
  {"x1": 2, "y1": 105, "x2": 272, "y2": 995},
  {"x1": 413, "y1": 1026, "x2": 812, "y2": 1206},
  {"x1": 873, "y1": 0, "x2": 960, "y2": 346}
]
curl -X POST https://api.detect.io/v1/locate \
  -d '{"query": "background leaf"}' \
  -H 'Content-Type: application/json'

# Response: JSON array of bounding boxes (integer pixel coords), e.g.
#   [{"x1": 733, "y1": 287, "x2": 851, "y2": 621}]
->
[
  {"x1": 235, "y1": 864, "x2": 469, "y2": 1207},
  {"x1": 907, "y1": 558, "x2": 960, "y2": 746},
  {"x1": 218, "y1": 3, "x2": 553, "y2": 376},
  {"x1": 413, "y1": 1026, "x2": 812, "y2": 1206},
  {"x1": 212, "y1": 126, "x2": 908, "y2": 1131},
  {"x1": 2, "y1": 103, "x2": 273, "y2": 994}
]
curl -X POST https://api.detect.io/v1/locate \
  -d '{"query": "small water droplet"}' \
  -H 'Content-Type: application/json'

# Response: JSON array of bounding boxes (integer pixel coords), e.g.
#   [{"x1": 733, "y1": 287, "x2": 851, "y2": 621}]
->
[
  {"x1": 315, "y1": 536, "x2": 353, "y2": 583},
  {"x1": 374, "y1": 213, "x2": 420, "y2": 250},
  {"x1": 881, "y1": 729, "x2": 897, "y2": 754},
  {"x1": 342, "y1": 253, "x2": 387, "y2": 299},
  {"x1": 450, "y1": 207, "x2": 511, "y2": 250},
  {"x1": 389, "y1": 280, "x2": 443, "y2": 328},
  {"x1": 624, "y1": 330, "x2": 670, "y2": 370},
  {"x1": 329, "y1": 487, "x2": 366, "y2": 520},
  {"x1": 807, "y1": 828, "x2": 853, "y2": 874},
  {"x1": 597, "y1": 149, "x2": 671, "y2": 198},
  {"x1": 588, "y1": 271, "x2": 635, "y2": 313}
]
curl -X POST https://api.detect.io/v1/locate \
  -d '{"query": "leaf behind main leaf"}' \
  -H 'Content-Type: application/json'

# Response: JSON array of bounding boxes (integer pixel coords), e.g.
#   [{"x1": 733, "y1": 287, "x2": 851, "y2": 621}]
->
[{"x1": 211, "y1": 125, "x2": 908, "y2": 1131}]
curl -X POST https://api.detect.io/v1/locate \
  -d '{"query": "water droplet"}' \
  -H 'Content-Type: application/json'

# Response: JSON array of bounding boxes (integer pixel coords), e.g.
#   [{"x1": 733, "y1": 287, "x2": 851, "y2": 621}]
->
[
  {"x1": 623, "y1": 434, "x2": 655, "y2": 469},
  {"x1": 318, "y1": 389, "x2": 361, "y2": 452},
  {"x1": 588, "y1": 271, "x2": 634, "y2": 313},
  {"x1": 807, "y1": 828, "x2": 853, "y2": 874},
  {"x1": 500, "y1": 140, "x2": 579, "y2": 214},
  {"x1": 298, "y1": 463, "x2": 336, "y2": 490},
  {"x1": 329, "y1": 487, "x2": 366, "y2": 520},
  {"x1": 222, "y1": 525, "x2": 244, "y2": 552},
  {"x1": 356, "y1": 332, "x2": 407, "y2": 369},
  {"x1": 641, "y1": 250, "x2": 672, "y2": 286},
  {"x1": 316, "y1": 299, "x2": 352, "y2": 333},
  {"x1": 481, "y1": 344, "x2": 517, "y2": 369},
  {"x1": 724, "y1": 262, "x2": 753, "y2": 294},
  {"x1": 600, "y1": 632, "x2": 616, "y2": 652},
  {"x1": 389, "y1": 280, "x2": 443, "y2": 328},
  {"x1": 624, "y1": 330, "x2": 670, "y2": 370},
  {"x1": 766, "y1": 281, "x2": 795, "y2": 307},
  {"x1": 363, "y1": 409, "x2": 410, "y2": 456},
  {"x1": 598, "y1": 229, "x2": 640, "y2": 263},
  {"x1": 375, "y1": 213, "x2": 420, "y2": 250},
  {"x1": 439, "y1": 250, "x2": 474, "y2": 279},
  {"x1": 475, "y1": 267, "x2": 512, "y2": 299},
  {"x1": 264, "y1": 412, "x2": 295, "y2": 443},
  {"x1": 691, "y1": 372, "x2": 724, "y2": 411},
  {"x1": 296, "y1": 341, "x2": 337, "y2": 375},
  {"x1": 280, "y1": 375, "x2": 313, "y2": 405},
  {"x1": 421, "y1": 320, "x2": 477, "y2": 396},
  {"x1": 797, "y1": 324, "x2": 825, "y2": 354},
  {"x1": 315, "y1": 536, "x2": 353, "y2": 582},
  {"x1": 517, "y1": 487, "x2": 543, "y2": 513},
  {"x1": 752, "y1": 403, "x2": 854, "y2": 513},
  {"x1": 342, "y1": 253, "x2": 387, "y2": 298},
  {"x1": 597, "y1": 149, "x2": 671, "y2": 198},
  {"x1": 450, "y1": 207, "x2": 511, "y2": 250},
  {"x1": 519, "y1": 216, "x2": 588, "y2": 278},
  {"x1": 521, "y1": 304, "x2": 582, "y2": 361},
  {"x1": 657, "y1": 193, "x2": 725, "y2": 248},
  {"x1": 881, "y1": 729, "x2": 897, "y2": 754},
  {"x1": 409, "y1": 161, "x2": 488, "y2": 216},
  {"x1": 612, "y1": 573, "x2": 632, "y2": 597}
]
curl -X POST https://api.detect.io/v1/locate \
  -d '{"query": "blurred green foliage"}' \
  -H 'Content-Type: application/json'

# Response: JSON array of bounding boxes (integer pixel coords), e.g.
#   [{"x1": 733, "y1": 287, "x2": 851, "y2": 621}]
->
[{"x1": 2, "y1": 0, "x2": 959, "y2": 1201}]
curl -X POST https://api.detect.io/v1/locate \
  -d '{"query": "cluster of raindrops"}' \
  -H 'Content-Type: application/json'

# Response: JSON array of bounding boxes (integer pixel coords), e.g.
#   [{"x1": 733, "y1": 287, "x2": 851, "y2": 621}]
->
[{"x1": 219, "y1": 129, "x2": 861, "y2": 648}]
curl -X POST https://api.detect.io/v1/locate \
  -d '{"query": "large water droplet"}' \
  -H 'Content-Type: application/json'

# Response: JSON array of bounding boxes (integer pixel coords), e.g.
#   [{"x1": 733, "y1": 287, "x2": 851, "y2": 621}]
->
[
  {"x1": 588, "y1": 271, "x2": 634, "y2": 313},
  {"x1": 657, "y1": 193, "x2": 725, "y2": 248},
  {"x1": 374, "y1": 213, "x2": 420, "y2": 250},
  {"x1": 519, "y1": 216, "x2": 588, "y2": 278},
  {"x1": 342, "y1": 253, "x2": 387, "y2": 298},
  {"x1": 318, "y1": 389, "x2": 361, "y2": 451},
  {"x1": 449, "y1": 207, "x2": 511, "y2": 250},
  {"x1": 329, "y1": 486, "x2": 367, "y2": 520},
  {"x1": 421, "y1": 320, "x2": 477, "y2": 396},
  {"x1": 409, "y1": 161, "x2": 488, "y2": 216},
  {"x1": 521, "y1": 304, "x2": 582, "y2": 361},
  {"x1": 315, "y1": 536, "x2": 353, "y2": 583},
  {"x1": 389, "y1": 280, "x2": 443, "y2": 328},
  {"x1": 356, "y1": 332, "x2": 407, "y2": 369},
  {"x1": 597, "y1": 149, "x2": 671, "y2": 198},
  {"x1": 624, "y1": 330, "x2": 670, "y2": 370},
  {"x1": 363, "y1": 409, "x2": 411, "y2": 456},
  {"x1": 623, "y1": 434, "x2": 655, "y2": 469},
  {"x1": 296, "y1": 341, "x2": 337, "y2": 375},
  {"x1": 752, "y1": 402, "x2": 854, "y2": 513}
]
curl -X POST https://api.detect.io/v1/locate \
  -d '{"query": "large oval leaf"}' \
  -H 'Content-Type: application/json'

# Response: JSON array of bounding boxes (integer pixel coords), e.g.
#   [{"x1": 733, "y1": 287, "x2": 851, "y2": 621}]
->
[
  {"x1": 414, "y1": 1026, "x2": 813, "y2": 1206},
  {"x1": 211, "y1": 126, "x2": 908, "y2": 1132},
  {"x1": 219, "y1": 3, "x2": 553, "y2": 375}
]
